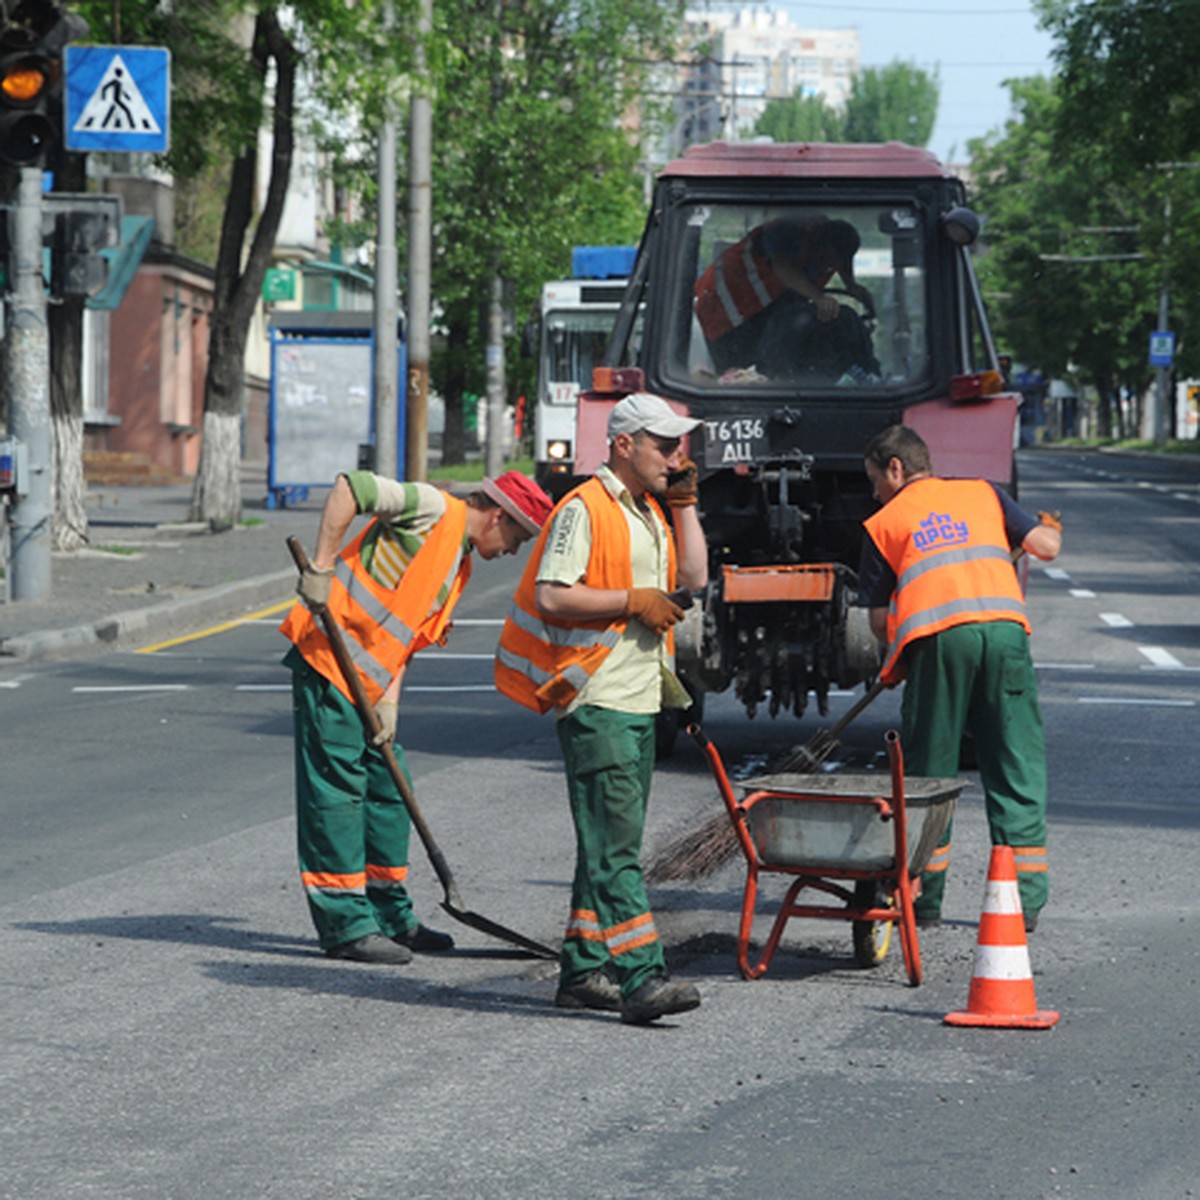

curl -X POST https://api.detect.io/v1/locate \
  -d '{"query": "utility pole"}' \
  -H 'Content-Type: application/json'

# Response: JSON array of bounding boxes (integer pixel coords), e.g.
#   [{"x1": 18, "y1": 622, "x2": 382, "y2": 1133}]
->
[
  {"x1": 7, "y1": 168, "x2": 51, "y2": 600},
  {"x1": 405, "y1": 0, "x2": 432, "y2": 482},
  {"x1": 372, "y1": 0, "x2": 399, "y2": 479}
]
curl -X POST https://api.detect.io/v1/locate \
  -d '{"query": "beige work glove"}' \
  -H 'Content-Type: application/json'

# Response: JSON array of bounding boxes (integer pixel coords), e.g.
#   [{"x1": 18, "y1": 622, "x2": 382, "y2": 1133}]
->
[
  {"x1": 625, "y1": 587, "x2": 684, "y2": 636},
  {"x1": 297, "y1": 564, "x2": 334, "y2": 609},
  {"x1": 371, "y1": 701, "x2": 398, "y2": 747}
]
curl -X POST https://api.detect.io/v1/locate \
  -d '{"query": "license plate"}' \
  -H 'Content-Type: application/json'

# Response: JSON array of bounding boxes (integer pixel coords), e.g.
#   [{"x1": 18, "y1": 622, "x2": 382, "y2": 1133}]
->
[{"x1": 701, "y1": 415, "x2": 771, "y2": 467}]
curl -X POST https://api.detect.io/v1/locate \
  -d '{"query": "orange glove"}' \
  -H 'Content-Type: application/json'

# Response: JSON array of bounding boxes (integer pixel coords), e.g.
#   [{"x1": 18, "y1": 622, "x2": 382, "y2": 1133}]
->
[
  {"x1": 664, "y1": 460, "x2": 699, "y2": 507},
  {"x1": 625, "y1": 587, "x2": 684, "y2": 635},
  {"x1": 1037, "y1": 510, "x2": 1063, "y2": 533}
]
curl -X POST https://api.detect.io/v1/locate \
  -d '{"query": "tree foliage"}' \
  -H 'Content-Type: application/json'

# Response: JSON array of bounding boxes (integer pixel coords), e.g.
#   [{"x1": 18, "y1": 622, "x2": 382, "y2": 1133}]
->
[
  {"x1": 754, "y1": 62, "x2": 938, "y2": 148},
  {"x1": 970, "y1": 2, "x2": 1200, "y2": 437},
  {"x1": 424, "y1": 0, "x2": 680, "y2": 462}
]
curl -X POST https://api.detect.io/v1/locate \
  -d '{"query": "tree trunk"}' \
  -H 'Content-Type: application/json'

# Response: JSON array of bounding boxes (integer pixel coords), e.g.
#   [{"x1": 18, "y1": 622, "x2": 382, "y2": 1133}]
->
[
  {"x1": 50, "y1": 297, "x2": 88, "y2": 550},
  {"x1": 50, "y1": 152, "x2": 89, "y2": 551},
  {"x1": 189, "y1": 6, "x2": 296, "y2": 530}
]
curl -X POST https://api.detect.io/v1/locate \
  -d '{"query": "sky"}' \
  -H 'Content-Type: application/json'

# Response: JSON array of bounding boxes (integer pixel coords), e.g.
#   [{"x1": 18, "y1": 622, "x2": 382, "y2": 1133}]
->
[{"x1": 777, "y1": 0, "x2": 1058, "y2": 164}]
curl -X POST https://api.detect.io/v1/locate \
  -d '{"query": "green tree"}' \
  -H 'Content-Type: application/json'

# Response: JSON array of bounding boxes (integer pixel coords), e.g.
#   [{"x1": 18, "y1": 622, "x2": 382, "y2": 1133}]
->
[
  {"x1": 842, "y1": 63, "x2": 939, "y2": 147},
  {"x1": 1040, "y1": 0, "x2": 1200, "y2": 170},
  {"x1": 754, "y1": 92, "x2": 844, "y2": 143},
  {"x1": 76, "y1": 0, "x2": 393, "y2": 529},
  {"x1": 426, "y1": 0, "x2": 678, "y2": 465},
  {"x1": 969, "y1": 76, "x2": 1162, "y2": 437}
]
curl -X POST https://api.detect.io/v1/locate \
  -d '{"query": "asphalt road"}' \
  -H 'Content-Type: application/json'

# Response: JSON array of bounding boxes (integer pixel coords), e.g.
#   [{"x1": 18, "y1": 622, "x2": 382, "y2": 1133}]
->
[{"x1": 2, "y1": 448, "x2": 1198, "y2": 1198}]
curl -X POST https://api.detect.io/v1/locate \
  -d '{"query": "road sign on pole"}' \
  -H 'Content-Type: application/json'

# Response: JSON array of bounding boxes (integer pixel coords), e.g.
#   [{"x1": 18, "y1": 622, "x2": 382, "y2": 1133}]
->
[
  {"x1": 1149, "y1": 330, "x2": 1175, "y2": 369},
  {"x1": 63, "y1": 45, "x2": 170, "y2": 154}
]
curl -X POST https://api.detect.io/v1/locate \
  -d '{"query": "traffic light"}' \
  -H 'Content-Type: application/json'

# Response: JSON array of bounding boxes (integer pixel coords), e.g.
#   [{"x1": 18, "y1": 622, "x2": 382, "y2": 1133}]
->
[
  {"x1": 50, "y1": 207, "x2": 111, "y2": 297},
  {"x1": 0, "y1": 1, "x2": 87, "y2": 167}
]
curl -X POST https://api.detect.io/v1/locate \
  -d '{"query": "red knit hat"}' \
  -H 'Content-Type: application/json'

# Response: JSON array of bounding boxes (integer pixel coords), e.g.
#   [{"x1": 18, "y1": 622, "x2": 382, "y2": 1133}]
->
[{"x1": 481, "y1": 471, "x2": 553, "y2": 535}]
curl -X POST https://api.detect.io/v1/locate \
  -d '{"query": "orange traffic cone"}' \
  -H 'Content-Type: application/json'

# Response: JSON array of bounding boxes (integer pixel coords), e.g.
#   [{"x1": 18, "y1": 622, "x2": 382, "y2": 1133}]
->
[{"x1": 944, "y1": 845, "x2": 1059, "y2": 1030}]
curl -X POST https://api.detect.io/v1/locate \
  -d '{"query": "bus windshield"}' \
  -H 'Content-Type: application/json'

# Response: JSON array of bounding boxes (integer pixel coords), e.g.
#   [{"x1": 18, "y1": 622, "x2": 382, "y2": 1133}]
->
[{"x1": 541, "y1": 310, "x2": 617, "y2": 404}]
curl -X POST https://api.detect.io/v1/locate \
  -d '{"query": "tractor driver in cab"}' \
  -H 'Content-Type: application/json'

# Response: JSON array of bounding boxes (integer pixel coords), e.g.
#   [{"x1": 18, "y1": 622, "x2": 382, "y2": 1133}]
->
[{"x1": 694, "y1": 214, "x2": 880, "y2": 385}]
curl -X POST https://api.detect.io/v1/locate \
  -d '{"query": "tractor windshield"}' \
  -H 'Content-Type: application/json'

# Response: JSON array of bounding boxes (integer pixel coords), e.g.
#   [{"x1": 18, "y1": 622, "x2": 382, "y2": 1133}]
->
[{"x1": 664, "y1": 202, "x2": 929, "y2": 394}]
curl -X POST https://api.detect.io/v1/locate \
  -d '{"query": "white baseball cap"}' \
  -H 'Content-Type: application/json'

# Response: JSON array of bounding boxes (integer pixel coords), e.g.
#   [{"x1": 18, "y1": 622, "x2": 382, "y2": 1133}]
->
[{"x1": 607, "y1": 392, "x2": 701, "y2": 440}]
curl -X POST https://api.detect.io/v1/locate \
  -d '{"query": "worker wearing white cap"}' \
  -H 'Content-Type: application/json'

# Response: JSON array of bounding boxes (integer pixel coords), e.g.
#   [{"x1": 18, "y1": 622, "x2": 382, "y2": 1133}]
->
[
  {"x1": 282, "y1": 468, "x2": 551, "y2": 964},
  {"x1": 496, "y1": 392, "x2": 709, "y2": 1023}
]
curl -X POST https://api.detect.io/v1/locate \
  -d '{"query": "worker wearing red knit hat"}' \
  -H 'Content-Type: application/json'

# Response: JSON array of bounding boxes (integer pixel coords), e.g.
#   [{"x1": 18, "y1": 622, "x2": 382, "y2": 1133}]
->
[{"x1": 281, "y1": 467, "x2": 551, "y2": 964}]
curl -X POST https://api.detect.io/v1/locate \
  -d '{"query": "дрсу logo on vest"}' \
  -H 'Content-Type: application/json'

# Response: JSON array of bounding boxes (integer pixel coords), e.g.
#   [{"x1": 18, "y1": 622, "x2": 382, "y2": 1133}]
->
[{"x1": 914, "y1": 511, "x2": 969, "y2": 552}]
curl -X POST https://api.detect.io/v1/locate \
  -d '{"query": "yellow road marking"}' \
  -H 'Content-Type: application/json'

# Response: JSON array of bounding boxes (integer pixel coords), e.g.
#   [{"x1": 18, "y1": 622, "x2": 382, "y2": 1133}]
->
[{"x1": 136, "y1": 599, "x2": 294, "y2": 654}]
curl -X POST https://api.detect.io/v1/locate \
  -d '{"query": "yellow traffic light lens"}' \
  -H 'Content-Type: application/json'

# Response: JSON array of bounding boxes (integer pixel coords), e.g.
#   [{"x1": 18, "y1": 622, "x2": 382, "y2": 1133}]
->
[{"x1": 2, "y1": 63, "x2": 45, "y2": 103}]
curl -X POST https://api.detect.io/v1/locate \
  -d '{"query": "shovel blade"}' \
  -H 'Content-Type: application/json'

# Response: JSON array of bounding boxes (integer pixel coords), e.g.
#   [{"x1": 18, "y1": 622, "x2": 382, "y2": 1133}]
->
[{"x1": 439, "y1": 900, "x2": 558, "y2": 960}]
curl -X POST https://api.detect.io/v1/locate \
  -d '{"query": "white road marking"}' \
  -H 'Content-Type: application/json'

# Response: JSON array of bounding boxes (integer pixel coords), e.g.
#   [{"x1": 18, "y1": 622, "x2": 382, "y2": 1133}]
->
[
  {"x1": 72, "y1": 684, "x2": 191, "y2": 694},
  {"x1": 1043, "y1": 567, "x2": 1070, "y2": 581},
  {"x1": 1070, "y1": 589, "x2": 1097, "y2": 598},
  {"x1": 402, "y1": 685, "x2": 497, "y2": 693},
  {"x1": 1138, "y1": 646, "x2": 1186, "y2": 669},
  {"x1": 236, "y1": 684, "x2": 290, "y2": 692},
  {"x1": 1034, "y1": 662, "x2": 1096, "y2": 670},
  {"x1": 1079, "y1": 697, "x2": 1195, "y2": 707},
  {"x1": 1100, "y1": 613, "x2": 1133, "y2": 628}
]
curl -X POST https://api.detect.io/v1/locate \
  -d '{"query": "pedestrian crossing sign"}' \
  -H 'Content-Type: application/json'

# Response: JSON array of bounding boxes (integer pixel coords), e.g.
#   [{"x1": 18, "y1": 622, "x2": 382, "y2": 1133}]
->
[{"x1": 64, "y1": 46, "x2": 170, "y2": 154}]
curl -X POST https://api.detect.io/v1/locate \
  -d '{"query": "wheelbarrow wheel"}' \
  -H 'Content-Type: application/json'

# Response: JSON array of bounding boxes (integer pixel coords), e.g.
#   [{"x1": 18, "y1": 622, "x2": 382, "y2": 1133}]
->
[{"x1": 852, "y1": 880, "x2": 894, "y2": 968}]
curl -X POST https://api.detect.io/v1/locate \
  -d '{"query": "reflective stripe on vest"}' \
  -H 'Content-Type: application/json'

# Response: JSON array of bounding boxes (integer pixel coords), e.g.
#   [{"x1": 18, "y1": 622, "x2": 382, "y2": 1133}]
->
[
  {"x1": 280, "y1": 495, "x2": 470, "y2": 705},
  {"x1": 694, "y1": 234, "x2": 787, "y2": 340},
  {"x1": 494, "y1": 476, "x2": 677, "y2": 714},
  {"x1": 864, "y1": 478, "x2": 1029, "y2": 686}
]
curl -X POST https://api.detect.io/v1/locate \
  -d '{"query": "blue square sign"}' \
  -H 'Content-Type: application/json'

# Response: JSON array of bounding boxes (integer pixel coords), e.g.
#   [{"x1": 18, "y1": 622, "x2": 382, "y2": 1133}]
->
[
  {"x1": 1149, "y1": 330, "x2": 1175, "y2": 369},
  {"x1": 64, "y1": 46, "x2": 170, "y2": 154}
]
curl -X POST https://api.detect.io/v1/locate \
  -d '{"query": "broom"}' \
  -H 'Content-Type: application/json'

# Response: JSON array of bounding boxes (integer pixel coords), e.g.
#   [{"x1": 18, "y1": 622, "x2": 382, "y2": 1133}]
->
[{"x1": 644, "y1": 680, "x2": 887, "y2": 883}]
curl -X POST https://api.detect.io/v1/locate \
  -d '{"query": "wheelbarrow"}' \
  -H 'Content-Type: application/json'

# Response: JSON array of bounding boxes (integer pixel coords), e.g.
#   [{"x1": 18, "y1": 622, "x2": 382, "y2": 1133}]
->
[{"x1": 688, "y1": 725, "x2": 964, "y2": 986}]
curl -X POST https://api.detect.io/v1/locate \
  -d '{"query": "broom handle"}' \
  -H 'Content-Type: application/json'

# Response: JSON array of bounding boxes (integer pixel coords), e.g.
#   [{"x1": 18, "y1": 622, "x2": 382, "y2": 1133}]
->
[{"x1": 824, "y1": 678, "x2": 887, "y2": 741}]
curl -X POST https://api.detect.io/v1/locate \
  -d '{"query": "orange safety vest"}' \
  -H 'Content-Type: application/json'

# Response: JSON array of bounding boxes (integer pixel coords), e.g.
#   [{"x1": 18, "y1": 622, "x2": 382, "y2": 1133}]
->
[
  {"x1": 863, "y1": 477, "x2": 1029, "y2": 686},
  {"x1": 494, "y1": 476, "x2": 677, "y2": 714},
  {"x1": 694, "y1": 233, "x2": 789, "y2": 341},
  {"x1": 280, "y1": 495, "x2": 471, "y2": 705}
]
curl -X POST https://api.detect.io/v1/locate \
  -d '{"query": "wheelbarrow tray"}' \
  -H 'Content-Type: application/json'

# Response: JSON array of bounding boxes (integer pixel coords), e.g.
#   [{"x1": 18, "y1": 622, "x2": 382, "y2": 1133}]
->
[{"x1": 738, "y1": 772, "x2": 965, "y2": 875}]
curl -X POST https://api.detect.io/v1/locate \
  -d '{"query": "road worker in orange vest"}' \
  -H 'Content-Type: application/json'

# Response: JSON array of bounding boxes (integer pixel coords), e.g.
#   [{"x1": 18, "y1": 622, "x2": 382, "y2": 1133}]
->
[
  {"x1": 495, "y1": 393, "x2": 709, "y2": 1024},
  {"x1": 281, "y1": 469, "x2": 552, "y2": 964},
  {"x1": 856, "y1": 425, "x2": 1063, "y2": 931},
  {"x1": 694, "y1": 214, "x2": 878, "y2": 381}
]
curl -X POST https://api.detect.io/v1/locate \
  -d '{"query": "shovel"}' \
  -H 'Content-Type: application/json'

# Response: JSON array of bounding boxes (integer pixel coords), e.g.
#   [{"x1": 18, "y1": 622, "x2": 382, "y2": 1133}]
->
[{"x1": 286, "y1": 536, "x2": 557, "y2": 960}]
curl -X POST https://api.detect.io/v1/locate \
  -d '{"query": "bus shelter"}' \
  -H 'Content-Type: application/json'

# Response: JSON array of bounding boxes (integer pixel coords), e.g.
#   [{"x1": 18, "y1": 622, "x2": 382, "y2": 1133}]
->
[{"x1": 267, "y1": 311, "x2": 406, "y2": 509}]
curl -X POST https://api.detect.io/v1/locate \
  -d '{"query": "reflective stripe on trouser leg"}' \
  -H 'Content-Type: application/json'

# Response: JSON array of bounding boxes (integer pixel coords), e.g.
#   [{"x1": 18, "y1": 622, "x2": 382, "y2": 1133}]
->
[
  {"x1": 557, "y1": 706, "x2": 665, "y2": 996},
  {"x1": 290, "y1": 653, "x2": 413, "y2": 950}
]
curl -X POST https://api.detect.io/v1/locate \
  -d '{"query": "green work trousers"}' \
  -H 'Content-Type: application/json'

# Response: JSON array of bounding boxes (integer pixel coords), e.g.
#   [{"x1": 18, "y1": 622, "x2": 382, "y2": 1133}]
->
[
  {"x1": 289, "y1": 650, "x2": 417, "y2": 950},
  {"x1": 557, "y1": 706, "x2": 666, "y2": 998},
  {"x1": 900, "y1": 620, "x2": 1049, "y2": 921}
]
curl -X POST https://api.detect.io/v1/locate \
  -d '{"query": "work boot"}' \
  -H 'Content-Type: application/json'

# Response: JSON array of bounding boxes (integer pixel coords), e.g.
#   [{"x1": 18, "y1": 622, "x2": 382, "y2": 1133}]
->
[
  {"x1": 392, "y1": 924, "x2": 455, "y2": 953},
  {"x1": 620, "y1": 975, "x2": 701, "y2": 1025},
  {"x1": 555, "y1": 969, "x2": 621, "y2": 1012},
  {"x1": 326, "y1": 934, "x2": 413, "y2": 965},
  {"x1": 1023, "y1": 911, "x2": 1039, "y2": 934}
]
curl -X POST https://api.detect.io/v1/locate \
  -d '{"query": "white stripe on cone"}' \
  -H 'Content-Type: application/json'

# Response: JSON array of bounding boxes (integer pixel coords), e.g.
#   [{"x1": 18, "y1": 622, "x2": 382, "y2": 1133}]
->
[
  {"x1": 972, "y1": 943, "x2": 1035, "y2": 980},
  {"x1": 981, "y1": 878, "x2": 1023, "y2": 914}
]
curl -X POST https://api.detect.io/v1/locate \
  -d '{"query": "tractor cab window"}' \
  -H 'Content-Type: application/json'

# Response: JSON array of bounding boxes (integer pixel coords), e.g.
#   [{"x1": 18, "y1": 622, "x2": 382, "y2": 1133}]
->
[{"x1": 665, "y1": 203, "x2": 929, "y2": 394}]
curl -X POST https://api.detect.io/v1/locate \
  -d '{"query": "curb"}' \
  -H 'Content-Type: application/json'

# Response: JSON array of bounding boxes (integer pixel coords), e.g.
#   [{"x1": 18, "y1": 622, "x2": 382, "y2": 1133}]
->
[{"x1": 0, "y1": 569, "x2": 295, "y2": 664}]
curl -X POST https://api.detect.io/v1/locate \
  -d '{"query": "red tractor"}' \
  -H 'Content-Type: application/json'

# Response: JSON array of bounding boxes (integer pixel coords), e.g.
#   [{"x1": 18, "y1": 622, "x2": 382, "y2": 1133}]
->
[{"x1": 574, "y1": 141, "x2": 1019, "y2": 751}]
